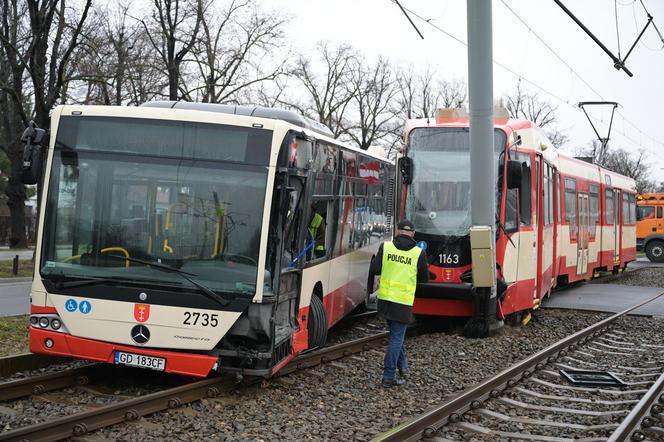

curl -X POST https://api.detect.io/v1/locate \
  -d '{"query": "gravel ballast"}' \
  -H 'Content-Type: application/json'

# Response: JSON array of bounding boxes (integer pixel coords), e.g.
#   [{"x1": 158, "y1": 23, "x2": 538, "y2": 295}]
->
[{"x1": 94, "y1": 309, "x2": 610, "y2": 441}]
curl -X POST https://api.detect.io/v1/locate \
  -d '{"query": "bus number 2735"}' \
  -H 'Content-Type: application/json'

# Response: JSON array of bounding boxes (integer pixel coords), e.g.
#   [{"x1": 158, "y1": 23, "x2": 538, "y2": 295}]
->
[
  {"x1": 183, "y1": 312, "x2": 219, "y2": 327},
  {"x1": 439, "y1": 254, "x2": 460, "y2": 265}
]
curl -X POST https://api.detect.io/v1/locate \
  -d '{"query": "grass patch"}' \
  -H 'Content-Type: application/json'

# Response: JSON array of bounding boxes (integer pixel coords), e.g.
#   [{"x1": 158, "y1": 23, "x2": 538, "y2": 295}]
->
[
  {"x1": 0, "y1": 315, "x2": 29, "y2": 356},
  {"x1": 0, "y1": 259, "x2": 33, "y2": 278}
]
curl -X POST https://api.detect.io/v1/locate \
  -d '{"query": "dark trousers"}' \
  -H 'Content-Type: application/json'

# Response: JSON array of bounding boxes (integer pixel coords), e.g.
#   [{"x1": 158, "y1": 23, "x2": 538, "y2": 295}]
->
[{"x1": 383, "y1": 319, "x2": 409, "y2": 380}]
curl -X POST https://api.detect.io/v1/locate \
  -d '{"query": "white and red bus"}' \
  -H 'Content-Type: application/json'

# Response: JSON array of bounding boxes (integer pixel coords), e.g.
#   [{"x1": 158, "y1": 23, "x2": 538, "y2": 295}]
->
[
  {"x1": 21, "y1": 102, "x2": 394, "y2": 377},
  {"x1": 398, "y1": 109, "x2": 636, "y2": 322}
]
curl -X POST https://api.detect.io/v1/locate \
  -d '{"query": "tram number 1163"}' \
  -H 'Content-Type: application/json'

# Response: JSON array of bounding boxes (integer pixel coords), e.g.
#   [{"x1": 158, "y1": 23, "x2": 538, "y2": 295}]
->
[{"x1": 439, "y1": 254, "x2": 460, "y2": 265}]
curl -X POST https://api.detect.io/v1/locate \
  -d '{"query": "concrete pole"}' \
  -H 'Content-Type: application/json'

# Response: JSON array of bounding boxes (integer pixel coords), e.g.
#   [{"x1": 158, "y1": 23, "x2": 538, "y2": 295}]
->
[
  {"x1": 468, "y1": 0, "x2": 495, "y2": 228},
  {"x1": 465, "y1": 0, "x2": 500, "y2": 337}
]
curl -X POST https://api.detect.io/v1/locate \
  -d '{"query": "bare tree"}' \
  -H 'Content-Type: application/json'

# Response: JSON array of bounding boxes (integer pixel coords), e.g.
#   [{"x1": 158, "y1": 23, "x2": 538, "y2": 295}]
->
[
  {"x1": 504, "y1": 80, "x2": 557, "y2": 128},
  {"x1": 289, "y1": 42, "x2": 358, "y2": 137},
  {"x1": 503, "y1": 80, "x2": 569, "y2": 148},
  {"x1": 142, "y1": 0, "x2": 203, "y2": 101},
  {"x1": 0, "y1": 0, "x2": 92, "y2": 248},
  {"x1": 184, "y1": 0, "x2": 288, "y2": 104},
  {"x1": 438, "y1": 78, "x2": 467, "y2": 108},
  {"x1": 344, "y1": 56, "x2": 398, "y2": 150}
]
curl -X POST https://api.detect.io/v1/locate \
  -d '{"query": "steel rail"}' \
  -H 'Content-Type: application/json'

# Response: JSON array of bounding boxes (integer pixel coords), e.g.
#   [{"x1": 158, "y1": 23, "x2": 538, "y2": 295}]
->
[
  {"x1": 0, "y1": 364, "x2": 103, "y2": 402},
  {"x1": 0, "y1": 331, "x2": 390, "y2": 442},
  {"x1": 0, "y1": 376, "x2": 241, "y2": 442},
  {"x1": 0, "y1": 354, "x2": 66, "y2": 378},
  {"x1": 607, "y1": 370, "x2": 664, "y2": 442},
  {"x1": 372, "y1": 290, "x2": 664, "y2": 442}
]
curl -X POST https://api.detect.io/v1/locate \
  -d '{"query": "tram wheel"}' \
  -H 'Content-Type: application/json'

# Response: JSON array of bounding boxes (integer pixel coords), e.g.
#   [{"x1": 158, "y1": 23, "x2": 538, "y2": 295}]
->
[
  {"x1": 307, "y1": 294, "x2": 328, "y2": 349},
  {"x1": 646, "y1": 240, "x2": 664, "y2": 263}
]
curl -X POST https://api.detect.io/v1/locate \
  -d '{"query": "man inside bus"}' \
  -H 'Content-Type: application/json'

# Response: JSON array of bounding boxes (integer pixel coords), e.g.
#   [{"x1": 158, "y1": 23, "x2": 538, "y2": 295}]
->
[
  {"x1": 308, "y1": 203, "x2": 326, "y2": 259},
  {"x1": 368, "y1": 220, "x2": 428, "y2": 387}
]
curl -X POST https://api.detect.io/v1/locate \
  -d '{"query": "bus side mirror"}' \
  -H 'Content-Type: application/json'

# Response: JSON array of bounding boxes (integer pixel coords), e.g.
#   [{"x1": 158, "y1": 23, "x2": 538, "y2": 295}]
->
[
  {"x1": 506, "y1": 160, "x2": 522, "y2": 189},
  {"x1": 398, "y1": 156, "x2": 412, "y2": 185},
  {"x1": 20, "y1": 121, "x2": 48, "y2": 185}
]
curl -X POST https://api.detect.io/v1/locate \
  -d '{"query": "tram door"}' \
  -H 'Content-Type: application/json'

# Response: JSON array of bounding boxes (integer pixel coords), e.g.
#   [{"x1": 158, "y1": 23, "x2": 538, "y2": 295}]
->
[
  {"x1": 613, "y1": 189, "x2": 621, "y2": 263},
  {"x1": 576, "y1": 193, "x2": 589, "y2": 275}
]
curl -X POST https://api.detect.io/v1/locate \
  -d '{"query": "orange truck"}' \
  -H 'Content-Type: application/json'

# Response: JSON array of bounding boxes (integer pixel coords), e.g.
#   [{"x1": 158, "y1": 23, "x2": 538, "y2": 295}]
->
[{"x1": 636, "y1": 193, "x2": 664, "y2": 262}]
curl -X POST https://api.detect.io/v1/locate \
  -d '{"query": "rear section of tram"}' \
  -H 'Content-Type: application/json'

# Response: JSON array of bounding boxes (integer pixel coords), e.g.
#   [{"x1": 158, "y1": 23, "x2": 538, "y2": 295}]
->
[{"x1": 24, "y1": 102, "x2": 394, "y2": 377}]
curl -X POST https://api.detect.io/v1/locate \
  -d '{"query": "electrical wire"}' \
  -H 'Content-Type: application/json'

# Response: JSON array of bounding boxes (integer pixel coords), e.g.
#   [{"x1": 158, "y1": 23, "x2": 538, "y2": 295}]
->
[
  {"x1": 615, "y1": 0, "x2": 622, "y2": 58},
  {"x1": 392, "y1": 0, "x2": 664, "y2": 162}
]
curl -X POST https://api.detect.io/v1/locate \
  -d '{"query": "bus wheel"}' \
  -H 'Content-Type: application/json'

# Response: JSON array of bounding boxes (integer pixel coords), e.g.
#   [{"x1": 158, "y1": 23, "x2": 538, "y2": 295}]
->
[
  {"x1": 646, "y1": 240, "x2": 664, "y2": 263},
  {"x1": 307, "y1": 295, "x2": 328, "y2": 349}
]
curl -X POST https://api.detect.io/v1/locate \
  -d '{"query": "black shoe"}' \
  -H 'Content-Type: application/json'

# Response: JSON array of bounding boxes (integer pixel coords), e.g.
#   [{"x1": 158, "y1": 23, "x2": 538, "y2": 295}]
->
[
  {"x1": 381, "y1": 377, "x2": 406, "y2": 387},
  {"x1": 399, "y1": 369, "x2": 411, "y2": 379}
]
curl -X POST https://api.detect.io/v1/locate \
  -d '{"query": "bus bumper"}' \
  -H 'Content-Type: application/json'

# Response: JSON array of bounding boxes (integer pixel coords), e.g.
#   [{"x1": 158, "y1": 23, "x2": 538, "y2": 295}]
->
[{"x1": 30, "y1": 328, "x2": 218, "y2": 378}]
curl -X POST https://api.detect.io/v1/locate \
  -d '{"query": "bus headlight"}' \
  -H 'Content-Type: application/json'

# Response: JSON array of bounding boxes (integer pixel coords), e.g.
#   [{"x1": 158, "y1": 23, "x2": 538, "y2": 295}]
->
[
  {"x1": 30, "y1": 316, "x2": 39, "y2": 325},
  {"x1": 50, "y1": 318, "x2": 62, "y2": 330},
  {"x1": 38, "y1": 317, "x2": 50, "y2": 328}
]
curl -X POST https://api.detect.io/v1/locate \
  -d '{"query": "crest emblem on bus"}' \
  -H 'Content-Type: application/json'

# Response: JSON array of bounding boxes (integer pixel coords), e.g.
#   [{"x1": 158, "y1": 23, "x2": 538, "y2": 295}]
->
[{"x1": 134, "y1": 304, "x2": 150, "y2": 323}]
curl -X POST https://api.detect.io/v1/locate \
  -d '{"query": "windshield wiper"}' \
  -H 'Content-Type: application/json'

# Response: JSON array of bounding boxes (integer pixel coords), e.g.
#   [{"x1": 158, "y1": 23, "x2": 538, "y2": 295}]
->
[
  {"x1": 495, "y1": 215, "x2": 516, "y2": 247},
  {"x1": 43, "y1": 274, "x2": 178, "y2": 290},
  {"x1": 105, "y1": 254, "x2": 230, "y2": 307},
  {"x1": 43, "y1": 274, "x2": 117, "y2": 290}
]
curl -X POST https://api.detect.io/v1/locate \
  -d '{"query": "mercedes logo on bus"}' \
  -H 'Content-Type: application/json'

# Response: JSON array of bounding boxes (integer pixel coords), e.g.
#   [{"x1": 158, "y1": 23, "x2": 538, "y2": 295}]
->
[{"x1": 131, "y1": 325, "x2": 150, "y2": 344}]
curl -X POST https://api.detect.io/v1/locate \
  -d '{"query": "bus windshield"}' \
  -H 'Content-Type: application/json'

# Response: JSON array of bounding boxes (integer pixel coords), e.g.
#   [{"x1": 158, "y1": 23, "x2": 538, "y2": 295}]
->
[
  {"x1": 405, "y1": 127, "x2": 506, "y2": 236},
  {"x1": 40, "y1": 116, "x2": 271, "y2": 296}
]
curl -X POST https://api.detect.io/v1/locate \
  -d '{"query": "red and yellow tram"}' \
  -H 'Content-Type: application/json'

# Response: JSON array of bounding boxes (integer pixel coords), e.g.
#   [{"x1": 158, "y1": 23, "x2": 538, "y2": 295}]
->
[{"x1": 398, "y1": 109, "x2": 636, "y2": 323}]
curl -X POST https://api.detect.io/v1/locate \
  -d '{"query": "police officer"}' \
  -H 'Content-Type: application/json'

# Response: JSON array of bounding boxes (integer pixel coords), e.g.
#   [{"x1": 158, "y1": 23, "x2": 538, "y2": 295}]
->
[
  {"x1": 309, "y1": 204, "x2": 326, "y2": 258},
  {"x1": 368, "y1": 220, "x2": 428, "y2": 387}
]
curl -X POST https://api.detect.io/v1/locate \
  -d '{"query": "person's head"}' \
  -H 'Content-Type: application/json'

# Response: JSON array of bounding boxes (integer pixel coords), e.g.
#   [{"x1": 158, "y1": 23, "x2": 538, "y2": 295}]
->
[{"x1": 396, "y1": 220, "x2": 415, "y2": 238}]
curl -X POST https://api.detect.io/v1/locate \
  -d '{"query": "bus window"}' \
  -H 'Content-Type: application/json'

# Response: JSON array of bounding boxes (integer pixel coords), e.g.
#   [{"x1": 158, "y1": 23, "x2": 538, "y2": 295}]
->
[
  {"x1": 637, "y1": 206, "x2": 655, "y2": 221},
  {"x1": 658, "y1": 207, "x2": 663, "y2": 219}
]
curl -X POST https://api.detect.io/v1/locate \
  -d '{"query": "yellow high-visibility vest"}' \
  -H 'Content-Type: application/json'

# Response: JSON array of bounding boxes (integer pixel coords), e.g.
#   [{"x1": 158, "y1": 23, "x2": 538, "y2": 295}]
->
[{"x1": 377, "y1": 241, "x2": 421, "y2": 306}]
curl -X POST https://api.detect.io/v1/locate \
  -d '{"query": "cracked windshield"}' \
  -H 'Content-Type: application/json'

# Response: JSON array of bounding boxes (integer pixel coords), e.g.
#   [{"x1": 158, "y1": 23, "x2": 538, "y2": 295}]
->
[
  {"x1": 40, "y1": 116, "x2": 271, "y2": 295},
  {"x1": 406, "y1": 127, "x2": 505, "y2": 236}
]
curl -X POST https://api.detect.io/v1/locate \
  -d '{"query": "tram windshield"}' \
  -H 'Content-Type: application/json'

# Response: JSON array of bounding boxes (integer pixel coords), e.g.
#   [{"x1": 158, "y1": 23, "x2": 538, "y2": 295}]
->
[
  {"x1": 40, "y1": 116, "x2": 271, "y2": 296},
  {"x1": 405, "y1": 127, "x2": 506, "y2": 236}
]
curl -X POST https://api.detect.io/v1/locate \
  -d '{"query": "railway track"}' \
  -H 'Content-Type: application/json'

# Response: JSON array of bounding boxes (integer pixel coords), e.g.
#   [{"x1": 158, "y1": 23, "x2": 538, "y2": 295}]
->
[
  {"x1": 372, "y1": 290, "x2": 664, "y2": 442},
  {"x1": 0, "y1": 331, "x2": 389, "y2": 442}
]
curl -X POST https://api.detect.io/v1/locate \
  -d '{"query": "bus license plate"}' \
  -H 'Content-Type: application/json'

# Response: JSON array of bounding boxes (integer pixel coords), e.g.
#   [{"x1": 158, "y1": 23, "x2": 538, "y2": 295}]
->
[{"x1": 114, "y1": 351, "x2": 166, "y2": 371}]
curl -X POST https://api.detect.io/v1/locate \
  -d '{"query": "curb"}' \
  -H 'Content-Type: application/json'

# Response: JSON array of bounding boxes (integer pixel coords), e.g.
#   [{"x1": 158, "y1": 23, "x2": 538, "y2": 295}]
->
[{"x1": 0, "y1": 277, "x2": 32, "y2": 284}]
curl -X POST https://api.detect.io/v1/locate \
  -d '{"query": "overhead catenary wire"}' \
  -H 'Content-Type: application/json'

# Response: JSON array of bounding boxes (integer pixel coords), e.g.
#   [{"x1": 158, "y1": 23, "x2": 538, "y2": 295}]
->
[{"x1": 391, "y1": 0, "x2": 664, "y2": 163}]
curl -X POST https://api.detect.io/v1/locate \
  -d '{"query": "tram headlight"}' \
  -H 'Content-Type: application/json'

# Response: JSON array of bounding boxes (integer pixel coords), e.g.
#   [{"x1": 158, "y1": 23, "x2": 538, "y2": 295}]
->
[
  {"x1": 38, "y1": 317, "x2": 50, "y2": 328},
  {"x1": 50, "y1": 318, "x2": 62, "y2": 330},
  {"x1": 30, "y1": 316, "x2": 39, "y2": 325}
]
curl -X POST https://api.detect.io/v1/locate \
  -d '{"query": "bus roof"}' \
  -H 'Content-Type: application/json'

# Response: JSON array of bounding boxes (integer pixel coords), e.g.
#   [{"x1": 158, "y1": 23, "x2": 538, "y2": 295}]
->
[{"x1": 142, "y1": 101, "x2": 334, "y2": 138}]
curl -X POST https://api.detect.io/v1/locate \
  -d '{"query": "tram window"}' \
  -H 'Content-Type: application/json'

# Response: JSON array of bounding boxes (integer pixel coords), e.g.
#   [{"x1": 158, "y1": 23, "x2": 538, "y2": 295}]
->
[
  {"x1": 658, "y1": 207, "x2": 663, "y2": 219},
  {"x1": 629, "y1": 194, "x2": 636, "y2": 223},
  {"x1": 589, "y1": 194, "x2": 599, "y2": 237},
  {"x1": 504, "y1": 188, "x2": 518, "y2": 232},
  {"x1": 622, "y1": 194, "x2": 629, "y2": 224},
  {"x1": 637, "y1": 206, "x2": 655, "y2": 221},
  {"x1": 564, "y1": 178, "x2": 577, "y2": 238},
  {"x1": 605, "y1": 190, "x2": 614, "y2": 225},
  {"x1": 514, "y1": 153, "x2": 532, "y2": 226},
  {"x1": 555, "y1": 173, "x2": 561, "y2": 223}
]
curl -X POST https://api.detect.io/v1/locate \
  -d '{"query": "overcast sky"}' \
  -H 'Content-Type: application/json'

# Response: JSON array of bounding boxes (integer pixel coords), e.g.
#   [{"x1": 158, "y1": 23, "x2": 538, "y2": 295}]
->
[{"x1": 264, "y1": 0, "x2": 664, "y2": 179}]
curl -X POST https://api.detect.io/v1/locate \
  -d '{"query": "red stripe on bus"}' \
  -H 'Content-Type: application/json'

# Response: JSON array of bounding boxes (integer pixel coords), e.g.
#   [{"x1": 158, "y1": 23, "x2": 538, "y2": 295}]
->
[{"x1": 29, "y1": 328, "x2": 218, "y2": 378}]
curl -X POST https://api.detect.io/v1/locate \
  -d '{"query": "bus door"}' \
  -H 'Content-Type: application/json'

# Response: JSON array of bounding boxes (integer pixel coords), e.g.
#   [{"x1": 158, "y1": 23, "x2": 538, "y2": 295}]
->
[
  {"x1": 576, "y1": 193, "x2": 589, "y2": 275},
  {"x1": 613, "y1": 189, "x2": 621, "y2": 263}
]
